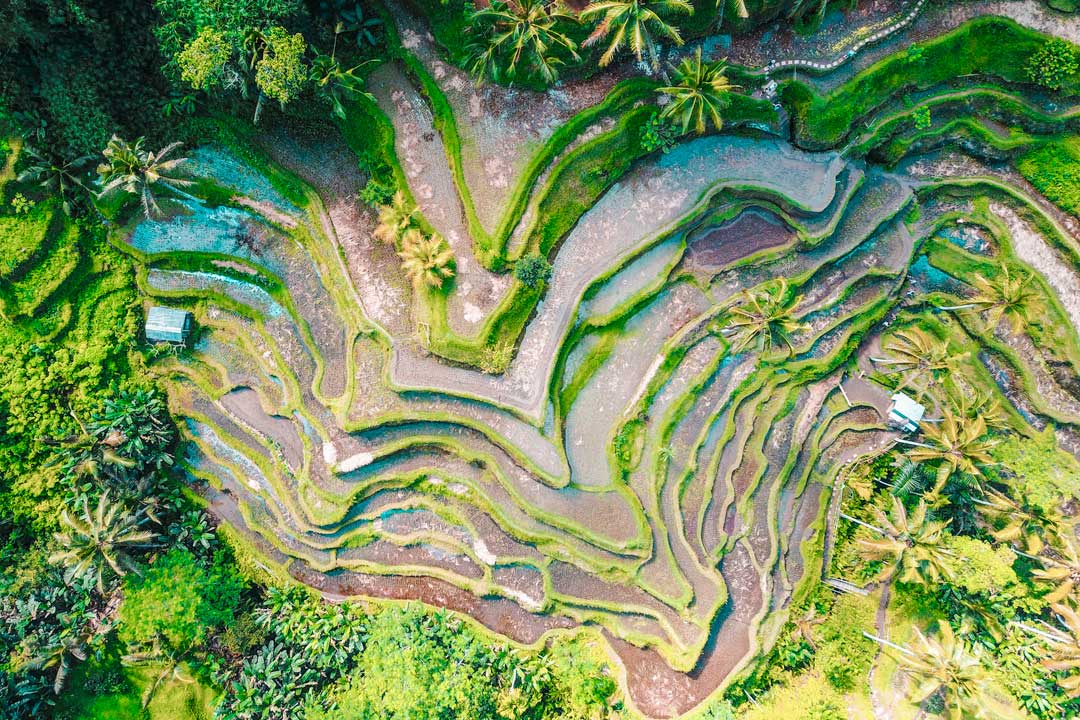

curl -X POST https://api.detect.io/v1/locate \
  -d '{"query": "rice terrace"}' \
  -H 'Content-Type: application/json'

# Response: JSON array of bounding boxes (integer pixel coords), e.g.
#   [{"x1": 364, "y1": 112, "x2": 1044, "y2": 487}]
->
[{"x1": 3, "y1": 0, "x2": 1080, "y2": 718}]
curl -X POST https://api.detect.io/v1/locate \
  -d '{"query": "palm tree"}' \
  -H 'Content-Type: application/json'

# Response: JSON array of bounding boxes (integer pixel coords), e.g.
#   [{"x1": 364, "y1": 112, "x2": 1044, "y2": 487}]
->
[
  {"x1": 1044, "y1": 603, "x2": 1080, "y2": 698},
  {"x1": 398, "y1": 229, "x2": 455, "y2": 289},
  {"x1": 25, "y1": 630, "x2": 90, "y2": 695},
  {"x1": 17, "y1": 147, "x2": 96, "y2": 216},
  {"x1": 310, "y1": 53, "x2": 375, "y2": 120},
  {"x1": 48, "y1": 492, "x2": 157, "y2": 593},
  {"x1": 581, "y1": 0, "x2": 693, "y2": 70},
  {"x1": 466, "y1": 0, "x2": 580, "y2": 85},
  {"x1": 1032, "y1": 535, "x2": 1080, "y2": 605},
  {"x1": 856, "y1": 497, "x2": 954, "y2": 585},
  {"x1": 373, "y1": 191, "x2": 419, "y2": 245},
  {"x1": 901, "y1": 412, "x2": 995, "y2": 498},
  {"x1": 872, "y1": 326, "x2": 967, "y2": 399},
  {"x1": 657, "y1": 48, "x2": 738, "y2": 134},
  {"x1": 943, "y1": 383, "x2": 1009, "y2": 431},
  {"x1": 880, "y1": 623, "x2": 1018, "y2": 720},
  {"x1": 976, "y1": 487, "x2": 1064, "y2": 555},
  {"x1": 719, "y1": 277, "x2": 807, "y2": 357},
  {"x1": 96, "y1": 136, "x2": 194, "y2": 219},
  {"x1": 941, "y1": 264, "x2": 1046, "y2": 334}
]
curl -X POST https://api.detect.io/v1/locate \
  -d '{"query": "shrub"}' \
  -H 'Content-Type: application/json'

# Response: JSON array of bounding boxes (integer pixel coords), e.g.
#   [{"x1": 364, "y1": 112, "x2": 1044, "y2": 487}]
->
[
  {"x1": 1026, "y1": 39, "x2": 1079, "y2": 90},
  {"x1": 358, "y1": 177, "x2": 395, "y2": 207},
  {"x1": 118, "y1": 549, "x2": 243, "y2": 653},
  {"x1": 912, "y1": 106, "x2": 931, "y2": 130},
  {"x1": 812, "y1": 594, "x2": 876, "y2": 690},
  {"x1": 514, "y1": 254, "x2": 553, "y2": 288},
  {"x1": 639, "y1": 113, "x2": 678, "y2": 154}
]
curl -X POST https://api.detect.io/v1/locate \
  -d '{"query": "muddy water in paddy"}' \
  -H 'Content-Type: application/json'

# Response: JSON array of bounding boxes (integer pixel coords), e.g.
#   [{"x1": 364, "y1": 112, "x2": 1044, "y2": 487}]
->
[{"x1": 685, "y1": 208, "x2": 796, "y2": 271}]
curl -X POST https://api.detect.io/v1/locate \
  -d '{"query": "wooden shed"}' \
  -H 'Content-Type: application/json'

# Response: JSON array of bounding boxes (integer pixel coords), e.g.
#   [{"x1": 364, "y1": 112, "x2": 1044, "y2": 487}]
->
[{"x1": 145, "y1": 306, "x2": 194, "y2": 344}]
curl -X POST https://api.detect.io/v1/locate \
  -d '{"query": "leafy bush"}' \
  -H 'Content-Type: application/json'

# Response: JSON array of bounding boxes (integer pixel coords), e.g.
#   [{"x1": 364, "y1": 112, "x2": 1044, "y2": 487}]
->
[
  {"x1": 812, "y1": 594, "x2": 876, "y2": 690},
  {"x1": 639, "y1": 113, "x2": 678, "y2": 154},
  {"x1": 118, "y1": 548, "x2": 243, "y2": 652},
  {"x1": 1026, "y1": 39, "x2": 1080, "y2": 90},
  {"x1": 912, "y1": 106, "x2": 932, "y2": 130},
  {"x1": 514, "y1": 254, "x2": 553, "y2": 288}
]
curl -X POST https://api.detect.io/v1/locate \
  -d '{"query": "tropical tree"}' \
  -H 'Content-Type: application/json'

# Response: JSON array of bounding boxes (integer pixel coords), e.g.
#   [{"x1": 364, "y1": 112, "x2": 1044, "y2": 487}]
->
[
  {"x1": 1044, "y1": 603, "x2": 1080, "y2": 698},
  {"x1": 976, "y1": 488, "x2": 1064, "y2": 555},
  {"x1": 373, "y1": 191, "x2": 419, "y2": 245},
  {"x1": 872, "y1": 326, "x2": 967, "y2": 399},
  {"x1": 881, "y1": 623, "x2": 1019, "y2": 720},
  {"x1": 719, "y1": 277, "x2": 807, "y2": 357},
  {"x1": 466, "y1": 0, "x2": 580, "y2": 85},
  {"x1": 96, "y1": 136, "x2": 194, "y2": 219},
  {"x1": 857, "y1": 497, "x2": 954, "y2": 585},
  {"x1": 48, "y1": 493, "x2": 157, "y2": 593},
  {"x1": 310, "y1": 52, "x2": 374, "y2": 120},
  {"x1": 16, "y1": 147, "x2": 96, "y2": 216},
  {"x1": 244, "y1": 26, "x2": 308, "y2": 124},
  {"x1": 581, "y1": 0, "x2": 693, "y2": 70},
  {"x1": 657, "y1": 48, "x2": 738, "y2": 134},
  {"x1": 901, "y1": 412, "x2": 995, "y2": 498},
  {"x1": 398, "y1": 229, "x2": 455, "y2": 289},
  {"x1": 1032, "y1": 535, "x2": 1080, "y2": 605},
  {"x1": 941, "y1": 264, "x2": 1046, "y2": 334}
]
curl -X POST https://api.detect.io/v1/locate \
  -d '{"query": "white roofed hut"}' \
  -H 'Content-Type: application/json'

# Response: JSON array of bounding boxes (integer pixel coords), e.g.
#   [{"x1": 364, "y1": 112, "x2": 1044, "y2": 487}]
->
[
  {"x1": 887, "y1": 392, "x2": 926, "y2": 433},
  {"x1": 145, "y1": 306, "x2": 194, "y2": 345}
]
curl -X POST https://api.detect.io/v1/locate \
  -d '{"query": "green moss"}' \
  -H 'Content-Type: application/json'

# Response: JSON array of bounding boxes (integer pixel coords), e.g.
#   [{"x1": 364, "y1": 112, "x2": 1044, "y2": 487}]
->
[{"x1": 1016, "y1": 136, "x2": 1080, "y2": 217}]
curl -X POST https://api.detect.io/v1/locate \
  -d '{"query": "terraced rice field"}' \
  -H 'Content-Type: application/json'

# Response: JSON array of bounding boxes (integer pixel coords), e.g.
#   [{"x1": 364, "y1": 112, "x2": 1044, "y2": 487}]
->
[{"x1": 111, "y1": 15, "x2": 1080, "y2": 718}]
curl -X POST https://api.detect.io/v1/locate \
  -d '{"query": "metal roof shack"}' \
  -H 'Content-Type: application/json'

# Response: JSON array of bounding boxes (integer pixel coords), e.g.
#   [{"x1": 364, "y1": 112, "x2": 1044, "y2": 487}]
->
[
  {"x1": 145, "y1": 306, "x2": 193, "y2": 344},
  {"x1": 887, "y1": 392, "x2": 926, "y2": 433}
]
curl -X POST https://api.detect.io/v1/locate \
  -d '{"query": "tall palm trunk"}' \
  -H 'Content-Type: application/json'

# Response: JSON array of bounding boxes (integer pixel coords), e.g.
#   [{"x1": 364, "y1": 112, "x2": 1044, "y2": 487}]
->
[{"x1": 253, "y1": 93, "x2": 266, "y2": 125}]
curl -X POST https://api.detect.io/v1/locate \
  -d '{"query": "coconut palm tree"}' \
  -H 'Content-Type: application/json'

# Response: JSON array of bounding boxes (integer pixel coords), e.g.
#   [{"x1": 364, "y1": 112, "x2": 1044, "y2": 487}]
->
[
  {"x1": 96, "y1": 136, "x2": 194, "y2": 219},
  {"x1": 1044, "y1": 603, "x2": 1080, "y2": 698},
  {"x1": 976, "y1": 487, "x2": 1064, "y2": 555},
  {"x1": 719, "y1": 278, "x2": 807, "y2": 357},
  {"x1": 48, "y1": 493, "x2": 157, "y2": 593},
  {"x1": 902, "y1": 412, "x2": 995, "y2": 499},
  {"x1": 17, "y1": 147, "x2": 96, "y2": 216},
  {"x1": 1032, "y1": 535, "x2": 1080, "y2": 605},
  {"x1": 942, "y1": 264, "x2": 1046, "y2": 334},
  {"x1": 657, "y1": 48, "x2": 738, "y2": 134},
  {"x1": 581, "y1": 0, "x2": 693, "y2": 70},
  {"x1": 943, "y1": 383, "x2": 1010, "y2": 431},
  {"x1": 466, "y1": 0, "x2": 581, "y2": 85},
  {"x1": 310, "y1": 52, "x2": 374, "y2": 120},
  {"x1": 872, "y1": 326, "x2": 967, "y2": 399},
  {"x1": 881, "y1": 623, "x2": 1019, "y2": 720},
  {"x1": 373, "y1": 191, "x2": 419, "y2": 245},
  {"x1": 398, "y1": 229, "x2": 455, "y2": 289},
  {"x1": 857, "y1": 497, "x2": 954, "y2": 585}
]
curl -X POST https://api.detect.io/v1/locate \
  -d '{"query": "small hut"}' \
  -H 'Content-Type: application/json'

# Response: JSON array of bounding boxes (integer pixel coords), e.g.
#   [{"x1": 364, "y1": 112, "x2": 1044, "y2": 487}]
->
[
  {"x1": 887, "y1": 392, "x2": 925, "y2": 433},
  {"x1": 145, "y1": 306, "x2": 194, "y2": 344}
]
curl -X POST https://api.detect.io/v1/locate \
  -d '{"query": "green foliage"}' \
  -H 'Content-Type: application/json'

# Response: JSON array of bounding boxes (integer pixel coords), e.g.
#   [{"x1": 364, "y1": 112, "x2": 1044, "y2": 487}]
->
[
  {"x1": 1017, "y1": 138, "x2": 1080, "y2": 218},
  {"x1": 118, "y1": 549, "x2": 243, "y2": 652},
  {"x1": 912, "y1": 106, "x2": 932, "y2": 130},
  {"x1": 640, "y1": 112, "x2": 679, "y2": 154},
  {"x1": 1026, "y1": 39, "x2": 1080, "y2": 90},
  {"x1": 308, "y1": 605, "x2": 618, "y2": 720},
  {"x1": 178, "y1": 28, "x2": 234, "y2": 91},
  {"x1": 153, "y1": 0, "x2": 305, "y2": 64},
  {"x1": 514, "y1": 254, "x2": 553, "y2": 289},
  {"x1": 941, "y1": 534, "x2": 1017, "y2": 597},
  {"x1": 988, "y1": 427, "x2": 1080, "y2": 512},
  {"x1": 742, "y1": 674, "x2": 847, "y2": 720},
  {"x1": 812, "y1": 594, "x2": 877, "y2": 690},
  {"x1": 10, "y1": 193, "x2": 36, "y2": 215},
  {"x1": 254, "y1": 28, "x2": 308, "y2": 108}
]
